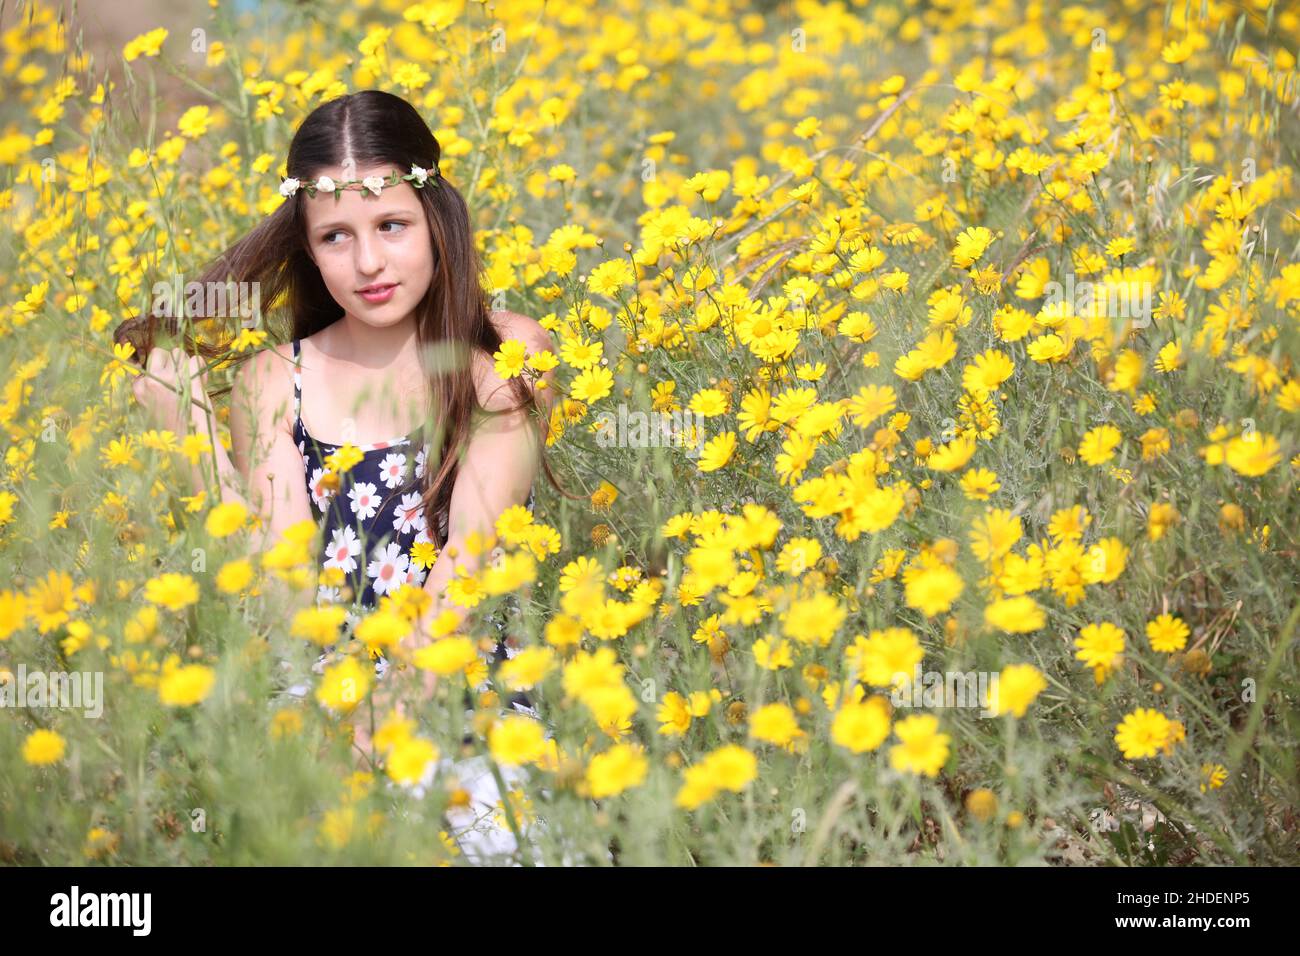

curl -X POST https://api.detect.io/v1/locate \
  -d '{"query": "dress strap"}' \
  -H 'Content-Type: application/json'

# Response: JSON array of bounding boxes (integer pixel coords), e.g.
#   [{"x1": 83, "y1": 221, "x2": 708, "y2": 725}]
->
[{"x1": 291, "y1": 338, "x2": 303, "y2": 421}]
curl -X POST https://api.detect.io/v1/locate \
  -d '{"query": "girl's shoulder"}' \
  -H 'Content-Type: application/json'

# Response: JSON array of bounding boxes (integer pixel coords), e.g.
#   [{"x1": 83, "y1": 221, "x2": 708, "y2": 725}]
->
[
  {"x1": 488, "y1": 308, "x2": 552, "y2": 347},
  {"x1": 232, "y1": 343, "x2": 297, "y2": 403},
  {"x1": 480, "y1": 310, "x2": 553, "y2": 374},
  {"x1": 474, "y1": 310, "x2": 556, "y2": 412},
  {"x1": 230, "y1": 340, "x2": 299, "y2": 430}
]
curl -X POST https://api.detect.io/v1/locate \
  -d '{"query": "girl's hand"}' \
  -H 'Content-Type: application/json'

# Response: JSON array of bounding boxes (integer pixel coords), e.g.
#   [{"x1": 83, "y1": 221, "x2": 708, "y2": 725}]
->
[{"x1": 130, "y1": 346, "x2": 211, "y2": 435}]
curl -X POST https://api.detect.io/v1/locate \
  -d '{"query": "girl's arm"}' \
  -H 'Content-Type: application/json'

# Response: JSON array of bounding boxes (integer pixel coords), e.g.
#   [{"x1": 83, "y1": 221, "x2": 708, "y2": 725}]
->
[
  {"x1": 414, "y1": 318, "x2": 557, "y2": 642},
  {"x1": 227, "y1": 343, "x2": 317, "y2": 552},
  {"x1": 132, "y1": 347, "x2": 240, "y2": 505},
  {"x1": 132, "y1": 344, "x2": 313, "y2": 551},
  {"x1": 180, "y1": 399, "x2": 250, "y2": 513}
]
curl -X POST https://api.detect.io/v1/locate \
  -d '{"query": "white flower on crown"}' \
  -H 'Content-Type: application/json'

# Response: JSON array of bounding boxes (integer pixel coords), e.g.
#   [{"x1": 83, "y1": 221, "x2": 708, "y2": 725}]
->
[
  {"x1": 362, "y1": 175, "x2": 386, "y2": 197},
  {"x1": 314, "y1": 175, "x2": 336, "y2": 193},
  {"x1": 279, "y1": 177, "x2": 301, "y2": 198},
  {"x1": 409, "y1": 165, "x2": 428, "y2": 186}
]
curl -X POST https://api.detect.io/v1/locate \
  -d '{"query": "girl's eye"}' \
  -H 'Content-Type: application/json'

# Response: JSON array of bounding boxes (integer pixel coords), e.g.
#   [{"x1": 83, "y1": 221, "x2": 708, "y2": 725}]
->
[{"x1": 322, "y1": 221, "x2": 408, "y2": 245}]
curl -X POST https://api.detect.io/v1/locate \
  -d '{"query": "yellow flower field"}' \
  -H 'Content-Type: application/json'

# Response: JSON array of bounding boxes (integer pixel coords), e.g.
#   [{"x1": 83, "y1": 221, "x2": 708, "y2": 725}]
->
[{"x1": 0, "y1": 0, "x2": 1297, "y2": 865}]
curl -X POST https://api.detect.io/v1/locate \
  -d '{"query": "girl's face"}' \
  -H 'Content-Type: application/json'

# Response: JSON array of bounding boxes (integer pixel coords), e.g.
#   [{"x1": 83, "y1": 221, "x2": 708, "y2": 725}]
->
[{"x1": 302, "y1": 162, "x2": 434, "y2": 329}]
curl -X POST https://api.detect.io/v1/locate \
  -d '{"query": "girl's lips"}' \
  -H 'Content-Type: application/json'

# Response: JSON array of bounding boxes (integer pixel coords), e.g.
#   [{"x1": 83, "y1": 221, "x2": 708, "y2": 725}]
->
[{"x1": 358, "y1": 283, "x2": 397, "y2": 303}]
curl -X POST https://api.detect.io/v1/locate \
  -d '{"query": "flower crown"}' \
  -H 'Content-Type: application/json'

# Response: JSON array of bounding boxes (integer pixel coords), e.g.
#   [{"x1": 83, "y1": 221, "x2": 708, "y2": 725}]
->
[{"x1": 279, "y1": 164, "x2": 440, "y2": 199}]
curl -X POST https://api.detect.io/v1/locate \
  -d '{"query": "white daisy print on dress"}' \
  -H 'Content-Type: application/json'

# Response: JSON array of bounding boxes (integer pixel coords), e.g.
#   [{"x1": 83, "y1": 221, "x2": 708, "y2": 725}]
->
[
  {"x1": 399, "y1": 561, "x2": 428, "y2": 590},
  {"x1": 393, "y1": 491, "x2": 428, "y2": 535},
  {"x1": 367, "y1": 541, "x2": 411, "y2": 597},
  {"x1": 309, "y1": 467, "x2": 336, "y2": 512},
  {"x1": 415, "y1": 444, "x2": 429, "y2": 479},
  {"x1": 348, "y1": 481, "x2": 380, "y2": 521},
  {"x1": 377, "y1": 451, "x2": 408, "y2": 489},
  {"x1": 324, "y1": 525, "x2": 361, "y2": 574}
]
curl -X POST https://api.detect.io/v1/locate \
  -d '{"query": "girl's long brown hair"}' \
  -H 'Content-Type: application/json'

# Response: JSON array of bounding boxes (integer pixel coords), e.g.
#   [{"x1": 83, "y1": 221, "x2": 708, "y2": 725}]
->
[{"x1": 113, "y1": 89, "x2": 562, "y2": 548}]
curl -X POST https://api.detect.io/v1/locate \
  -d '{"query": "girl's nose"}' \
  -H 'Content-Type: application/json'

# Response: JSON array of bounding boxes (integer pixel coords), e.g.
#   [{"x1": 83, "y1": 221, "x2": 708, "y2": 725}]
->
[{"x1": 355, "y1": 233, "x2": 385, "y2": 274}]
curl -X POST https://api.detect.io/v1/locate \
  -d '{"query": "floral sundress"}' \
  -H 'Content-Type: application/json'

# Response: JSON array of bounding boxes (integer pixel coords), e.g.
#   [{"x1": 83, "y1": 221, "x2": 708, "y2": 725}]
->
[
  {"x1": 291, "y1": 337, "x2": 437, "y2": 615},
  {"x1": 289, "y1": 338, "x2": 537, "y2": 711}
]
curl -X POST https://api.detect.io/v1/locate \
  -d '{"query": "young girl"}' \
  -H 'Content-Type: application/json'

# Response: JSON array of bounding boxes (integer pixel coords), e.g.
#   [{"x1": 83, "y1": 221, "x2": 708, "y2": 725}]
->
[{"x1": 119, "y1": 90, "x2": 560, "y2": 856}]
